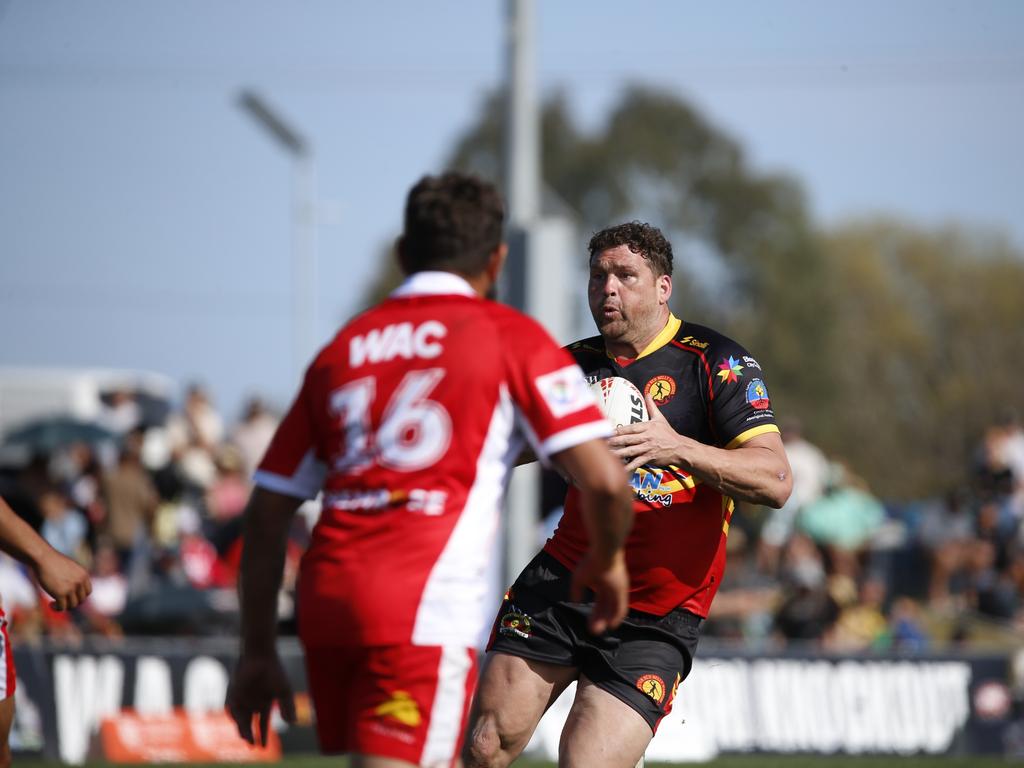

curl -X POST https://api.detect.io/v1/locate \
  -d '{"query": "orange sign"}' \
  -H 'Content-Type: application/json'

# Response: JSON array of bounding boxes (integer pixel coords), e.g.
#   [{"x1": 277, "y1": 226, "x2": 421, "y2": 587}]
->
[{"x1": 99, "y1": 709, "x2": 281, "y2": 763}]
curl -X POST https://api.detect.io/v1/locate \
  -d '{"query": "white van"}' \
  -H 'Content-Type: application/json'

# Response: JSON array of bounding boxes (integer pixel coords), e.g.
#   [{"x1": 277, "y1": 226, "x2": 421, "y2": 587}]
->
[{"x1": 0, "y1": 367, "x2": 177, "y2": 440}]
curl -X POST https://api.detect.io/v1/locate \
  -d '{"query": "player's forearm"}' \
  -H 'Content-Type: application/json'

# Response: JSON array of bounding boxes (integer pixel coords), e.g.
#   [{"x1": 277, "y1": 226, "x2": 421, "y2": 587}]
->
[
  {"x1": 0, "y1": 496, "x2": 52, "y2": 567},
  {"x1": 554, "y1": 440, "x2": 634, "y2": 561},
  {"x1": 676, "y1": 439, "x2": 792, "y2": 508},
  {"x1": 238, "y1": 488, "x2": 300, "y2": 656}
]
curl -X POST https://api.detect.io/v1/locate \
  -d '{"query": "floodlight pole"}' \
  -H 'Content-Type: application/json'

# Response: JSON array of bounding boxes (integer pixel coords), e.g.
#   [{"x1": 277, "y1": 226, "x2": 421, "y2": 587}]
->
[
  {"x1": 238, "y1": 90, "x2": 318, "y2": 382},
  {"x1": 503, "y1": 0, "x2": 542, "y2": 588}
]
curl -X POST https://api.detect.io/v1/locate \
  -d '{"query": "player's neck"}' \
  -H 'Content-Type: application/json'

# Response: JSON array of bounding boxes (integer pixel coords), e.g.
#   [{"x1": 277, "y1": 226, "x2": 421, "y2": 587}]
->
[{"x1": 604, "y1": 310, "x2": 672, "y2": 361}]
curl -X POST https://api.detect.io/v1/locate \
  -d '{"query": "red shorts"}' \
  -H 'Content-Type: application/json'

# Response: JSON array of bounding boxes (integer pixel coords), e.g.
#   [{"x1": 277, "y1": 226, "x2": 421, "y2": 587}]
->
[
  {"x1": 303, "y1": 644, "x2": 477, "y2": 767},
  {"x1": 0, "y1": 608, "x2": 14, "y2": 700}
]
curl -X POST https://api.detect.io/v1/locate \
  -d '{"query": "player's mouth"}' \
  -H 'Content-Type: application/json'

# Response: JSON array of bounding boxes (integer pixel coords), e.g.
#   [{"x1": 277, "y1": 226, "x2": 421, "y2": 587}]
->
[{"x1": 600, "y1": 304, "x2": 621, "y2": 318}]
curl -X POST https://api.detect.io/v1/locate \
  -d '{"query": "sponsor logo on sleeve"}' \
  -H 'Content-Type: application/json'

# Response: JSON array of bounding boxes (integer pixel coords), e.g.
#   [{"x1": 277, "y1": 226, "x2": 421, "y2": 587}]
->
[
  {"x1": 534, "y1": 365, "x2": 596, "y2": 418},
  {"x1": 746, "y1": 378, "x2": 771, "y2": 410},
  {"x1": 645, "y1": 375, "x2": 677, "y2": 406},
  {"x1": 716, "y1": 356, "x2": 744, "y2": 384},
  {"x1": 680, "y1": 335, "x2": 709, "y2": 349},
  {"x1": 743, "y1": 355, "x2": 761, "y2": 370},
  {"x1": 636, "y1": 674, "x2": 667, "y2": 704}
]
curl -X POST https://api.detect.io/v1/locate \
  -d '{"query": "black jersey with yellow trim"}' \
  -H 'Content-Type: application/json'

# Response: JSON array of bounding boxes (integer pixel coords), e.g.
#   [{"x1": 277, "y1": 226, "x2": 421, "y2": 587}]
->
[{"x1": 566, "y1": 314, "x2": 779, "y2": 449}]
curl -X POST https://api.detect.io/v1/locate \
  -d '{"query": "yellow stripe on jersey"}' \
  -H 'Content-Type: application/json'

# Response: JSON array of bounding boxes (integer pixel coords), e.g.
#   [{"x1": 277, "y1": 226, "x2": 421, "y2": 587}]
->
[
  {"x1": 722, "y1": 496, "x2": 735, "y2": 535},
  {"x1": 606, "y1": 313, "x2": 682, "y2": 361},
  {"x1": 725, "y1": 423, "x2": 780, "y2": 449}
]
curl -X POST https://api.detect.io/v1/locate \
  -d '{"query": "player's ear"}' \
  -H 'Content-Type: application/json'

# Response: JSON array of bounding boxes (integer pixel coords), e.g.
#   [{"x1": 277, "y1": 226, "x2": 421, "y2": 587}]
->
[
  {"x1": 395, "y1": 236, "x2": 411, "y2": 275},
  {"x1": 658, "y1": 273, "x2": 672, "y2": 305},
  {"x1": 487, "y1": 243, "x2": 508, "y2": 282}
]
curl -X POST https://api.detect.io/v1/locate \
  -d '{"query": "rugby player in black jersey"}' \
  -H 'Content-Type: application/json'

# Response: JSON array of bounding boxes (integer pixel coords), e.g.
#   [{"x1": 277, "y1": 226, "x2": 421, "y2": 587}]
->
[{"x1": 464, "y1": 222, "x2": 792, "y2": 768}]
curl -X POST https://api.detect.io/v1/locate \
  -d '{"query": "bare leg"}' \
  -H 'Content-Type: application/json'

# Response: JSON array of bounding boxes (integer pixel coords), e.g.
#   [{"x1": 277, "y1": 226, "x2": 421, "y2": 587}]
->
[
  {"x1": 462, "y1": 653, "x2": 577, "y2": 768},
  {"x1": 558, "y1": 676, "x2": 652, "y2": 768},
  {"x1": 0, "y1": 695, "x2": 13, "y2": 768},
  {"x1": 351, "y1": 756, "x2": 420, "y2": 768}
]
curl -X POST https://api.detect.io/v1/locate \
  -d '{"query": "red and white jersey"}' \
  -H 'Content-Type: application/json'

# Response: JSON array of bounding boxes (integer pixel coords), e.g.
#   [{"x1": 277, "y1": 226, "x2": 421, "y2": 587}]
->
[{"x1": 255, "y1": 271, "x2": 609, "y2": 648}]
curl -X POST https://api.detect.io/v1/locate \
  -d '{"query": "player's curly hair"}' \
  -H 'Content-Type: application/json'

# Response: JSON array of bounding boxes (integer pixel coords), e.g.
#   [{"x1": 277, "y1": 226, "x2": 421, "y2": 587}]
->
[
  {"x1": 401, "y1": 172, "x2": 505, "y2": 276},
  {"x1": 588, "y1": 221, "x2": 673, "y2": 277}
]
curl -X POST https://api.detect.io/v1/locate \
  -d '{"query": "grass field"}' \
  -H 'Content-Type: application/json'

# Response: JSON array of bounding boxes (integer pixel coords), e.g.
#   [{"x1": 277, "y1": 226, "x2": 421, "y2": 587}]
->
[{"x1": 30, "y1": 756, "x2": 1015, "y2": 768}]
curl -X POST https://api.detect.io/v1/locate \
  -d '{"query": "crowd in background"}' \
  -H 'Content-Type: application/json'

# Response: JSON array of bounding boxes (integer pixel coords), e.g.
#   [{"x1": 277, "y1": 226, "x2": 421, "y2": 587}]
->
[{"x1": 1, "y1": 385, "x2": 1023, "y2": 651}]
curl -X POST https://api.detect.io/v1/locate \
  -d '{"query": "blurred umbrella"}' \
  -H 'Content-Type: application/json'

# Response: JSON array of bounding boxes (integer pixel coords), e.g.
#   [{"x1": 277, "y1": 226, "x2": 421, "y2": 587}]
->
[{"x1": 1, "y1": 416, "x2": 118, "y2": 454}]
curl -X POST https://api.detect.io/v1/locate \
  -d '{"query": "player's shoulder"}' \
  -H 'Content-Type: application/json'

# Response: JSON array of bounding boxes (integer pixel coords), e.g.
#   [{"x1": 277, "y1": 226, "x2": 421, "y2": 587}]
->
[
  {"x1": 674, "y1": 321, "x2": 755, "y2": 359},
  {"x1": 564, "y1": 334, "x2": 606, "y2": 362},
  {"x1": 480, "y1": 300, "x2": 556, "y2": 339}
]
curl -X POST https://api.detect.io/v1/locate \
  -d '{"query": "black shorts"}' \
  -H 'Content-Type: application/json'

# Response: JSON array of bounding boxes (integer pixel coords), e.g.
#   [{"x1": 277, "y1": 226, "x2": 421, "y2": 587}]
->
[{"x1": 486, "y1": 551, "x2": 702, "y2": 733}]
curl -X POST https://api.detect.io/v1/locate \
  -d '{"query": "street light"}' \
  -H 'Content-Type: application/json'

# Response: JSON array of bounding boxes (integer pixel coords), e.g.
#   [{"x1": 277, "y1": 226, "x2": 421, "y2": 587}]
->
[{"x1": 237, "y1": 89, "x2": 318, "y2": 381}]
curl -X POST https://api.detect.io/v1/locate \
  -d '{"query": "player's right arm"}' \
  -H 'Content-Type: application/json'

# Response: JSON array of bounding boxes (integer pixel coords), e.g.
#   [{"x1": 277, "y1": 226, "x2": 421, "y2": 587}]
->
[
  {"x1": 551, "y1": 439, "x2": 633, "y2": 633},
  {"x1": 0, "y1": 495, "x2": 91, "y2": 611},
  {"x1": 227, "y1": 487, "x2": 300, "y2": 746}
]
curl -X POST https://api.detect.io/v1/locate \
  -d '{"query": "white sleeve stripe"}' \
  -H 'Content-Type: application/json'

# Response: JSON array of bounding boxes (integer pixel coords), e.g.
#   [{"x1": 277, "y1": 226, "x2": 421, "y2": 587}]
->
[
  {"x1": 253, "y1": 470, "x2": 318, "y2": 500},
  {"x1": 253, "y1": 449, "x2": 326, "y2": 500},
  {"x1": 539, "y1": 420, "x2": 613, "y2": 459}
]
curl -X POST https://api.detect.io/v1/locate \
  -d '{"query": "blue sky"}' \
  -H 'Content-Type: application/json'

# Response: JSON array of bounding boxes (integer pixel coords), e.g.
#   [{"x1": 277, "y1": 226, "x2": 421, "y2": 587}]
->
[{"x1": 1, "y1": 0, "x2": 1021, "y2": 420}]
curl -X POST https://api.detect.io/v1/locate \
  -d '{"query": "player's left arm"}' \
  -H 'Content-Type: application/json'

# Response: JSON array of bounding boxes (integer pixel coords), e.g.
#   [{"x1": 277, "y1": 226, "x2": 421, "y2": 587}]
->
[{"x1": 608, "y1": 392, "x2": 793, "y2": 508}]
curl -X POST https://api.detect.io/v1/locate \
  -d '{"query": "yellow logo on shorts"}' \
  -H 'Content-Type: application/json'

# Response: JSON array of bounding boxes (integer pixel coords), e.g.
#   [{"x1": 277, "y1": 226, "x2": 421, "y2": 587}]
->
[
  {"x1": 375, "y1": 690, "x2": 421, "y2": 727},
  {"x1": 636, "y1": 674, "x2": 666, "y2": 705}
]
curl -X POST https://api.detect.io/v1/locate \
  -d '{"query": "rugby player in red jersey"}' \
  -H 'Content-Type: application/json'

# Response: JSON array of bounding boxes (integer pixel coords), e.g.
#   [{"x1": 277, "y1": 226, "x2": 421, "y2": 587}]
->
[
  {"x1": 465, "y1": 222, "x2": 793, "y2": 768},
  {"x1": 0, "y1": 495, "x2": 91, "y2": 768},
  {"x1": 226, "y1": 173, "x2": 634, "y2": 768}
]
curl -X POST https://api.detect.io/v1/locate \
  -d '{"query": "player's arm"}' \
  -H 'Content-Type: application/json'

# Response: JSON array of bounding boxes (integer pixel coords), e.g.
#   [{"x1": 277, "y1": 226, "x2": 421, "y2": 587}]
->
[
  {"x1": 0, "y1": 495, "x2": 91, "y2": 610},
  {"x1": 609, "y1": 393, "x2": 793, "y2": 508},
  {"x1": 227, "y1": 487, "x2": 300, "y2": 745},
  {"x1": 550, "y1": 438, "x2": 634, "y2": 633}
]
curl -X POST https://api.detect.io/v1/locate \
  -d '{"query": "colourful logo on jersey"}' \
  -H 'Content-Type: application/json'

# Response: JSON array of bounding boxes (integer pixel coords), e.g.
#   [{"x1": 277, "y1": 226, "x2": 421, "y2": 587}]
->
[
  {"x1": 374, "y1": 691, "x2": 422, "y2": 727},
  {"x1": 716, "y1": 356, "x2": 743, "y2": 384},
  {"x1": 499, "y1": 609, "x2": 533, "y2": 639},
  {"x1": 644, "y1": 375, "x2": 677, "y2": 406},
  {"x1": 535, "y1": 365, "x2": 594, "y2": 418},
  {"x1": 636, "y1": 674, "x2": 667, "y2": 705},
  {"x1": 746, "y1": 378, "x2": 771, "y2": 410}
]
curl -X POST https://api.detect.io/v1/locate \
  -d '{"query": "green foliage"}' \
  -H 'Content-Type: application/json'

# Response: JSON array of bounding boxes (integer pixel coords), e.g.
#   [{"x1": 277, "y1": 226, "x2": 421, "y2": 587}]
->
[{"x1": 376, "y1": 84, "x2": 1024, "y2": 501}]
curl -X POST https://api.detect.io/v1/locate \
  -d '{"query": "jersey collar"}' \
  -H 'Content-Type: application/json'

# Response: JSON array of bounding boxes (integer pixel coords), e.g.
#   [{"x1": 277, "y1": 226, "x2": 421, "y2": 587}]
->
[
  {"x1": 610, "y1": 312, "x2": 682, "y2": 364},
  {"x1": 390, "y1": 271, "x2": 477, "y2": 299}
]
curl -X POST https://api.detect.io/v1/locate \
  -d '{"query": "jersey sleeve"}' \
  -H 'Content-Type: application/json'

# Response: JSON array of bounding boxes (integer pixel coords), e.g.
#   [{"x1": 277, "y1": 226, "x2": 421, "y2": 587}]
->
[
  {"x1": 253, "y1": 369, "x2": 327, "y2": 500},
  {"x1": 501, "y1": 314, "x2": 611, "y2": 464},
  {"x1": 708, "y1": 343, "x2": 781, "y2": 448}
]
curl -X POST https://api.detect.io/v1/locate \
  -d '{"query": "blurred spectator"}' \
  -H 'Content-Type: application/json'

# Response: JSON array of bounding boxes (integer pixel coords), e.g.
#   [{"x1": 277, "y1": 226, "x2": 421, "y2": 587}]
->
[
  {"x1": 98, "y1": 389, "x2": 142, "y2": 435},
  {"x1": 167, "y1": 384, "x2": 224, "y2": 489},
  {"x1": 38, "y1": 487, "x2": 89, "y2": 562},
  {"x1": 797, "y1": 461, "x2": 886, "y2": 579},
  {"x1": 758, "y1": 421, "x2": 830, "y2": 573},
  {"x1": 830, "y1": 574, "x2": 889, "y2": 651},
  {"x1": 232, "y1": 396, "x2": 279, "y2": 478},
  {"x1": 82, "y1": 539, "x2": 127, "y2": 637},
  {"x1": 205, "y1": 445, "x2": 249, "y2": 522},
  {"x1": 889, "y1": 597, "x2": 929, "y2": 652},
  {"x1": 773, "y1": 533, "x2": 840, "y2": 643},
  {"x1": 917, "y1": 489, "x2": 977, "y2": 606},
  {"x1": 100, "y1": 429, "x2": 158, "y2": 567}
]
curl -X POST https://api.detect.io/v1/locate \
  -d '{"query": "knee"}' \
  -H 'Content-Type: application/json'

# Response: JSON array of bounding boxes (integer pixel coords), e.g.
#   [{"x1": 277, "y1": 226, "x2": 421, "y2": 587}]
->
[{"x1": 462, "y1": 712, "x2": 507, "y2": 768}]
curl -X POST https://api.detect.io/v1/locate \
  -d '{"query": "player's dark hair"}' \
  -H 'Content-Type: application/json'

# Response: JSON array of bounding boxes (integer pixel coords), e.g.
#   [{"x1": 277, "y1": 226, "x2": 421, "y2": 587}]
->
[
  {"x1": 400, "y1": 172, "x2": 505, "y2": 276},
  {"x1": 588, "y1": 221, "x2": 673, "y2": 277}
]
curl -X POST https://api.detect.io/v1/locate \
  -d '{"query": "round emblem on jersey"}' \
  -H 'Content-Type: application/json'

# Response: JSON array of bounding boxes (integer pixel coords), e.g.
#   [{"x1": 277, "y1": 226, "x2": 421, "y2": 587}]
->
[
  {"x1": 499, "y1": 610, "x2": 532, "y2": 639},
  {"x1": 746, "y1": 378, "x2": 771, "y2": 410},
  {"x1": 644, "y1": 375, "x2": 677, "y2": 406},
  {"x1": 636, "y1": 674, "x2": 667, "y2": 704}
]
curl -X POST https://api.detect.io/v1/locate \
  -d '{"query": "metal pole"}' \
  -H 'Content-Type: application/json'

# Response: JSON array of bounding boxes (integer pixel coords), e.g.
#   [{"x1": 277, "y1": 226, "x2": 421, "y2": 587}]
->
[
  {"x1": 503, "y1": 0, "x2": 542, "y2": 588},
  {"x1": 237, "y1": 90, "x2": 318, "y2": 384}
]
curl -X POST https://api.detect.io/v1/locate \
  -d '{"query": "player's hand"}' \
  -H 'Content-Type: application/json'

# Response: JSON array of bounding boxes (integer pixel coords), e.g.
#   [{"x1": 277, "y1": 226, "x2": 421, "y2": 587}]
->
[
  {"x1": 608, "y1": 393, "x2": 694, "y2": 473},
  {"x1": 226, "y1": 652, "x2": 297, "y2": 747},
  {"x1": 33, "y1": 549, "x2": 91, "y2": 611},
  {"x1": 571, "y1": 549, "x2": 629, "y2": 635}
]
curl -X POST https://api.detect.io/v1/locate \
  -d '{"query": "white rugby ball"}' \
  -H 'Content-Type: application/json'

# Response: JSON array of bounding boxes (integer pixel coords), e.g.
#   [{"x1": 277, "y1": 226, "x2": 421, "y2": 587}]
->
[{"x1": 589, "y1": 376, "x2": 649, "y2": 428}]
